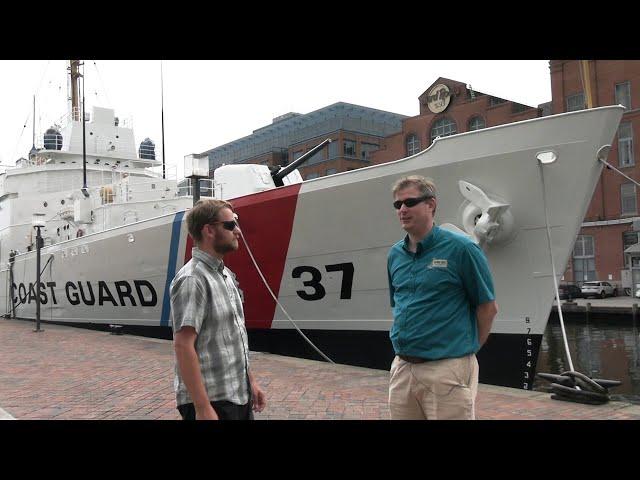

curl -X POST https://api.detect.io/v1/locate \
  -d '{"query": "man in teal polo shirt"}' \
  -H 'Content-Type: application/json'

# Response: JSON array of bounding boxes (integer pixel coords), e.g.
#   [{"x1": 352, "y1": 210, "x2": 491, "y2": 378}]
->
[{"x1": 387, "y1": 175, "x2": 498, "y2": 420}]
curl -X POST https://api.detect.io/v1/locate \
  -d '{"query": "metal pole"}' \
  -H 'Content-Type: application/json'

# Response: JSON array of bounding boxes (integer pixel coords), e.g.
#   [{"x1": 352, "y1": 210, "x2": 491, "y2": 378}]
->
[
  {"x1": 33, "y1": 227, "x2": 43, "y2": 333},
  {"x1": 8, "y1": 251, "x2": 16, "y2": 319},
  {"x1": 32, "y1": 95, "x2": 35, "y2": 151},
  {"x1": 161, "y1": 61, "x2": 166, "y2": 180},
  {"x1": 193, "y1": 178, "x2": 201, "y2": 206},
  {"x1": 81, "y1": 63, "x2": 88, "y2": 196}
]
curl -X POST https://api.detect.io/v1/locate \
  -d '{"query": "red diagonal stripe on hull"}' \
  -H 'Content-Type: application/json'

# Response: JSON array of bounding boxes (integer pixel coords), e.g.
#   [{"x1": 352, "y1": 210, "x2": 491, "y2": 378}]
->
[{"x1": 183, "y1": 184, "x2": 301, "y2": 329}]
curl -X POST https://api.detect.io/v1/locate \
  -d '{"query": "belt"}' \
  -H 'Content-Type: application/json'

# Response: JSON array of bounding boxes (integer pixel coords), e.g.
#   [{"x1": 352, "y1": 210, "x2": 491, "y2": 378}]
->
[{"x1": 398, "y1": 354, "x2": 432, "y2": 364}]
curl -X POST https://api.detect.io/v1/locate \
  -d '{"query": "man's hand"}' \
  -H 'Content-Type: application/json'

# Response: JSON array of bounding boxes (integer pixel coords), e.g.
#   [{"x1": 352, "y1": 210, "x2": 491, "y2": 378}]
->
[
  {"x1": 251, "y1": 383, "x2": 267, "y2": 413},
  {"x1": 195, "y1": 403, "x2": 219, "y2": 420},
  {"x1": 477, "y1": 300, "x2": 498, "y2": 347},
  {"x1": 174, "y1": 326, "x2": 215, "y2": 419}
]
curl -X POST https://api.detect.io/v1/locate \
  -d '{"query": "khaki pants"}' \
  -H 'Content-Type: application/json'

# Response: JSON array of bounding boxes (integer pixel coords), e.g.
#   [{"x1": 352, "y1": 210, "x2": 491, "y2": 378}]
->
[{"x1": 388, "y1": 354, "x2": 478, "y2": 420}]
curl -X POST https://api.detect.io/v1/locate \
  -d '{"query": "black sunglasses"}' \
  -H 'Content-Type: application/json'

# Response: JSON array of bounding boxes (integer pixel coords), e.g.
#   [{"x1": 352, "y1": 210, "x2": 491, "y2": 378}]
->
[
  {"x1": 210, "y1": 214, "x2": 239, "y2": 231},
  {"x1": 393, "y1": 195, "x2": 432, "y2": 210}
]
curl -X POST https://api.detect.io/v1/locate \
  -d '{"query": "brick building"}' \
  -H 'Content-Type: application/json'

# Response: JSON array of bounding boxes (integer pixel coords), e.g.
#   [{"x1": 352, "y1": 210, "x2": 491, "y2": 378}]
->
[
  {"x1": 550, "y1": 60, "x2": 640, "y2": 290},
  {"x1": 369, "y1": 77, "x2": 544, "y2": 164}
]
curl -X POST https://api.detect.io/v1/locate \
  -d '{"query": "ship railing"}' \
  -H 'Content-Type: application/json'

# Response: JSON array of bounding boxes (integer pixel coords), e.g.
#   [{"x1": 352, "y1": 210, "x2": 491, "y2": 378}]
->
[
  {"x1": 8, "y1": 158, "x2": 174, "y2": 195},
  {"x1": 146, "y1": 163, "x2": 179, "y2": 181},
  {"x1": 117, "y1": 116, "x2": 133, "y2": 129},
  {"x1": 164, "y1": 163, "x2": 178, "y2": 180},
  {"x1": 54, "y1": 108, "x2": 133, "y2": 129},
  {"x1": 96, "y1": 175, "x2": 182, "y2": 205},
  {"x1": 66, "y1": 107, "x2": 89, "y2": 123},
  {"x1": 177, "y1": 178, "x2": 215, "y2": 198}
]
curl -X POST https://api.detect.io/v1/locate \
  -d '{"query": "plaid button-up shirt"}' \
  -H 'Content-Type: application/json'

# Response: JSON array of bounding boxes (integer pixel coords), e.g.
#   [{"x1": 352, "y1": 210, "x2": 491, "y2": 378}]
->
[{"x1": 170, "y1": 247, "x2": 250, "y2": 406}]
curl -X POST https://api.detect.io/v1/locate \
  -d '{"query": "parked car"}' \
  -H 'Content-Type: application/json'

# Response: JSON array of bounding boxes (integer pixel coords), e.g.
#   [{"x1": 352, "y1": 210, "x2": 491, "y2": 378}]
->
[
  {"x1": 558, "y1": 284, "x2": 582, "y2": 300},
  {"x1": 581, "y1": 281, "x2": 617, "y2": 298}
]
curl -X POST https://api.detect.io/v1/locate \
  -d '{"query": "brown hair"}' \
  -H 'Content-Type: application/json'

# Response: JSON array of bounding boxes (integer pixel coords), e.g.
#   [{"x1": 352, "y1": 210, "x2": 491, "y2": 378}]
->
[{"x1": 186, "y1": 199, "x2": 234, "y2": 242}]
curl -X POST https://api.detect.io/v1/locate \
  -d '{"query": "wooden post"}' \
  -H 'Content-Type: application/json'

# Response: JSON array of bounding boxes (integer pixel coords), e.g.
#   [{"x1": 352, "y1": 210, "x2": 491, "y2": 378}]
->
[
  {"x1": 586, "y1": 302, "x2": 591, "y2": 322},
  {"x1": 633, "y1": 303, "x2": 638, "y2": 323}
]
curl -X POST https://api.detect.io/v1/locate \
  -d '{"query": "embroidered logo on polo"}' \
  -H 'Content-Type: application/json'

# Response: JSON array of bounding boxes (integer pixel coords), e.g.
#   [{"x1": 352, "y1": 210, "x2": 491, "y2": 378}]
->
[{"x1": 428, "y1": 259, "x2": 448, "y2": 269}]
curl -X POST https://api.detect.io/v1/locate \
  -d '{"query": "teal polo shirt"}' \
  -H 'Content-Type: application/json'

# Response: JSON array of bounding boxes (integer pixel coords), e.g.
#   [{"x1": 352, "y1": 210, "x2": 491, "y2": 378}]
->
[{"x1": 387, "y1": 225, "x2": 495, "y2": 360}]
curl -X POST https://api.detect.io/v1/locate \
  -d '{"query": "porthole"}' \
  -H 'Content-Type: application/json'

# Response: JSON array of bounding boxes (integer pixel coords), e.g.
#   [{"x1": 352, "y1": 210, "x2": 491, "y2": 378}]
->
[{"x1": 43, "y1": 201, "x2": 48, "y2": 207}]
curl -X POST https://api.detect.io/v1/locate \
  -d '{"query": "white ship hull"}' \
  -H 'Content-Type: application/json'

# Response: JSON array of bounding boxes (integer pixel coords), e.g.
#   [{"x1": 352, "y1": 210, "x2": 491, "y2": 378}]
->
[{"x1": 1, "y1": 106, "x2": 625, "y2": 389}]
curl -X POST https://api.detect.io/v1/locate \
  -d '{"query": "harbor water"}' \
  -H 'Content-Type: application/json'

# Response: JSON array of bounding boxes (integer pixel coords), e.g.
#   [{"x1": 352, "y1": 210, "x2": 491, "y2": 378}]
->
[{"x1": 534, "y1": 315, "x2": 640, "y2": 404}]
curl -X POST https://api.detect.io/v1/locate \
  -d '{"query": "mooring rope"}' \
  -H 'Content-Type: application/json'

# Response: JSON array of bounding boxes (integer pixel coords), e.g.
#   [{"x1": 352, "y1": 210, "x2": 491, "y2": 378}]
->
[
  {"x1": 236, "y1": 220, "x2": 335, "y2": 364},
  {"x1": 539, "y1": 162, "x2": 575, "y2": 373}
]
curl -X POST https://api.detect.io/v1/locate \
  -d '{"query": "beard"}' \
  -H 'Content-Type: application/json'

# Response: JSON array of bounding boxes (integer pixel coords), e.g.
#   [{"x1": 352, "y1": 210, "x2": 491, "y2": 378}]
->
[{"x1": 213, "y1": 237, "x2": 239, "y2": 255}]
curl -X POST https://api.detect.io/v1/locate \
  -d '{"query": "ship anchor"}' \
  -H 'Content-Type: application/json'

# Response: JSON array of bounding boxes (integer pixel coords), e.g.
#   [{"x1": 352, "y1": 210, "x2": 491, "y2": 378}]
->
[{"x1": 458, "y1": 181, "x2": 515, "y2": 246}]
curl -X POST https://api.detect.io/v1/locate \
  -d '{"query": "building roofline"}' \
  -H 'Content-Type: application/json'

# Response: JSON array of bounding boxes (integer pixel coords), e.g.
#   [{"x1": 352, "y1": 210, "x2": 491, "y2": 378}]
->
[{"x1": 200, "y1": 101, "x2": 408, "y2": 156}]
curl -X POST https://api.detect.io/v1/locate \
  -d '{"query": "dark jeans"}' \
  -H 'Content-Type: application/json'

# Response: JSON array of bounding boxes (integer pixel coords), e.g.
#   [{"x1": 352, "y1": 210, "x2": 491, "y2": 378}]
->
[{"x1": 177, "y1": 400, "x2": 254, "y2": 420}]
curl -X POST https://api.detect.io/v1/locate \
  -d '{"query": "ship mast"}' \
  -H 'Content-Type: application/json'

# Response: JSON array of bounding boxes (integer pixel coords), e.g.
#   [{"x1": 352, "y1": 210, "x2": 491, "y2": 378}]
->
[
  {"x1": 69, "y1": 60, "x2": 82, "y2": 120},
  {"x1": 69, "y1": 60, "x2": 89, "y2": 195}
]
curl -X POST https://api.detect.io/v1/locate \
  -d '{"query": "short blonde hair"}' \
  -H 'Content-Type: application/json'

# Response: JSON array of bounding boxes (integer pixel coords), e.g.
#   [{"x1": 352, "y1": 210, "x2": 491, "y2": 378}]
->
[
  {"x1": 391, "y1": 175, "x2": 437, "y2": 198},
  {"x1": 186, "y1": 199, "x2": 234, "y2": 242}
]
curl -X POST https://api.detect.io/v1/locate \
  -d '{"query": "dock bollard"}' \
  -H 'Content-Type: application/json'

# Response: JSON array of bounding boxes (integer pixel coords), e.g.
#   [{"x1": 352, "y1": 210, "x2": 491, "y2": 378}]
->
[{"x1": 633, "y1": 304, "x2": 638, "y2": 323}]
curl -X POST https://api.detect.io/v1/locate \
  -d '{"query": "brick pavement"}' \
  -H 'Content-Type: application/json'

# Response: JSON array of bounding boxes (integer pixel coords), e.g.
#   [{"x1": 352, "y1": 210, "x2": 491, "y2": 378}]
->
[{"x1": 1, "y1": 317, "x2": 640, "y2": 420}]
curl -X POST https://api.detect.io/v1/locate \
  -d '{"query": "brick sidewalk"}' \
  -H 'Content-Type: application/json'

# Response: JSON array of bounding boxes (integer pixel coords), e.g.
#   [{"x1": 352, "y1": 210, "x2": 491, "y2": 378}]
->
[{"x1": 2, "y1": 318, "x2": 640, "y2": 420}]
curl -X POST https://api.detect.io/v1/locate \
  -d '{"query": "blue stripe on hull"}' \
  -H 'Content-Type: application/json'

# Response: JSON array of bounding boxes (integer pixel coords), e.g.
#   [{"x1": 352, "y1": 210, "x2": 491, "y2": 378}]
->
[{"x1": 160, "y1": 211, "x2": 185, "y2": 327}]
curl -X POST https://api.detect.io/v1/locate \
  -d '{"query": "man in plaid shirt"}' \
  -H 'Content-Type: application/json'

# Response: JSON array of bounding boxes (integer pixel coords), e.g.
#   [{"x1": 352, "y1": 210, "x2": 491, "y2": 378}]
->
[{"x1": 171, "y1": 199, "x2": 266, "y2": 420}]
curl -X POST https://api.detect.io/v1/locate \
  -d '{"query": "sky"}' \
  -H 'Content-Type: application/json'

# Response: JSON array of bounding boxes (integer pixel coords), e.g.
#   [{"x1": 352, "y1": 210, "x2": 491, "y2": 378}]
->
[{"x1": 0, "y1": 60, "x2": 552, "y2": 180}]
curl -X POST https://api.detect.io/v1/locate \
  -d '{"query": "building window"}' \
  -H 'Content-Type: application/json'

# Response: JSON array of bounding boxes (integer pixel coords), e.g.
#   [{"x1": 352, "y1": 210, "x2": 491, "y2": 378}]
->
[
  {"x1": 511, "y1": 103, "x2": 528, "y2": 114},
  {"x1": 430, "y1": 117, "x2": 457, "y2": 143},
  {"x1": 615, "y1": 81, "x2": 632, "y2": 109},
  {"x1": 360, "y1": 142, "x2": 379, "y2": 161},
  {"x1": 621, "y1": 183, "x2": 637, "y2": 215},
  {"x1": 328, "y1": 140, "x2": 338, "y2": 159},
  {"x1": 468, "y1": 116, "x2": 485, "y2": 131},
  {"x1": 489, "y1": 97, "x2": 506, "y2": 106},
  {"x1": 406, "y1": 134, "x2": 420, "y2": 156},
  {"x1": 326, "y1": 168, "x2": 337, "y2": 176},
  {"x1": 278, "y1": 150, "x2": 288, "y2": 166},
  {"x1": 293, "y1": 150, "x2": 304, "y2": 161},
  {"x1": 305, "y1": 172, "x2": 319, "y2": 180},
  {"x1": 623, "y1": 230, "x2": 639, "y2": 252},
  {"x1": 566, "y1": 93, "x2": 585, "y2": 112},
  {"x1": 343, "y1": 139, "x2": 356, "y2": 157},
  {"x1": 573, "y1": 235, "x2": 595, "y2": 283},
  {"x1": 618, "y1": 122, "x2": 634, "y2": 167},
  {"x1": 307, "y1": 146, "x2": 325, "y2": 166}
]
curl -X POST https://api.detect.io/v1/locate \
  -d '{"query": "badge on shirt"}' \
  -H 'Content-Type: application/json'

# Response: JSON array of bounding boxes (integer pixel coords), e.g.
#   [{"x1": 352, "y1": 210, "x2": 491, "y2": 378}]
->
[{"x1": 429, "y1": 259, "x2": 448, "y2": 269}]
